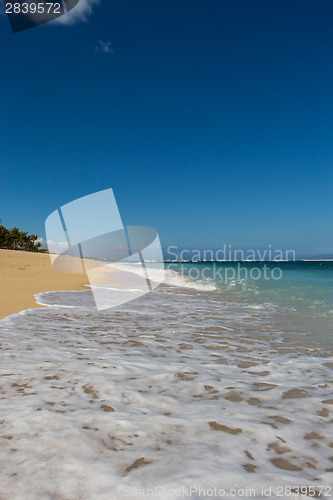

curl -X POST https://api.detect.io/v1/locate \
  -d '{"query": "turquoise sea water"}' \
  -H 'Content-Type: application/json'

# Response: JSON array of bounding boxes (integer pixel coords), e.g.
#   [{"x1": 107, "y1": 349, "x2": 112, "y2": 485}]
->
[{"x1": 164, "y1": 261, "x2": 333, "y2": 347}]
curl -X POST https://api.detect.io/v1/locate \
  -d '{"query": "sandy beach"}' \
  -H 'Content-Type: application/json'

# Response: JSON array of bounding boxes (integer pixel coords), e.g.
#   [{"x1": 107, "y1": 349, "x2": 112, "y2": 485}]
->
[{"x1": 0, "y1": 249, "x2": 88, "y2": 320}]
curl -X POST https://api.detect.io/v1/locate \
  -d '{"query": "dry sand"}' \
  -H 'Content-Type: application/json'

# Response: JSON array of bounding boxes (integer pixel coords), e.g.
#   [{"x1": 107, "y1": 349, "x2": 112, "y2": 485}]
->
[{"x1": 0, "y1": 249, "x2": 89, "y2": 320}]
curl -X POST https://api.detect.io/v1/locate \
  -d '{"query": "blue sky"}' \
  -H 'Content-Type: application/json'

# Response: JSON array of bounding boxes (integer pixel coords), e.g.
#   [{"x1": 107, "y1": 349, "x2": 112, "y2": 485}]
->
[{"x1": 0, "y1": 0, "x2": 333, "y2": 256}]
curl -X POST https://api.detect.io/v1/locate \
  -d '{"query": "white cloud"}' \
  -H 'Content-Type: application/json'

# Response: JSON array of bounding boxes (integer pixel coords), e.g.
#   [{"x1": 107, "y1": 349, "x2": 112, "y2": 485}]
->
[
  {"x1": 95, "y1": 40, "x2": 114, "y2": 54},
  {"x1": 42, "y1": 239, "x2": 69, "y2": 254},
  {"x1": 54, "y1": 0, "x2": 100, "y2": 25}
]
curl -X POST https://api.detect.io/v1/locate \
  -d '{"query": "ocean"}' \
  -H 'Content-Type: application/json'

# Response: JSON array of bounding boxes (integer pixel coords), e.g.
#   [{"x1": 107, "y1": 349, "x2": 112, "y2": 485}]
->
[{"x1": 0, "y1": 261, "x2": 332, "y2": 499}]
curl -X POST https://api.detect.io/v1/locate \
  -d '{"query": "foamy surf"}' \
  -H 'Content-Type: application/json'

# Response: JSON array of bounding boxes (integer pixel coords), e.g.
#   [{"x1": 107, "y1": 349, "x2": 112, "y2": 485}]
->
[
  {"x1": 111, "y1": 262, "x2": 218, "y2": 291},
  {"x1": 0, "y1": 261, "x2": 333, "y2": 499},
  {"x1": 0, "y1": 285, "x2": 332, "y2": 500}
]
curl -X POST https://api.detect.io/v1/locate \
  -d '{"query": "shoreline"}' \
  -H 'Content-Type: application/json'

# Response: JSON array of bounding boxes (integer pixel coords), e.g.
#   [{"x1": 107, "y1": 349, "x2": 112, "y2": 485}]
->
[{"x1": 0, "y1": 249, "x2": 89, "y2": 320}]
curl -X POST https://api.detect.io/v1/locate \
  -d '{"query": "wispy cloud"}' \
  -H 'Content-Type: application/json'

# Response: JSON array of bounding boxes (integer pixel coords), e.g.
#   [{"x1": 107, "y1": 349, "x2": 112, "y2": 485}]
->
[
  {"x1": 95, "y1": 40, "x2": 114, "y2": 54},
  {"x1": 54, "y1": 0, "x2": 100, "y2": 25}
]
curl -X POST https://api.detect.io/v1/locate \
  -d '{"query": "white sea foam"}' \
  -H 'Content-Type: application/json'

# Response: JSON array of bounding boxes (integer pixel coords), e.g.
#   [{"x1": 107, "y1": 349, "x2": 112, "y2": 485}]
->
[
  {"x1": 0, "y1": 286, "x2": 332, "y2": 499},
  {"x1": 111, "y1": 262, "x2": 218, "y2": 291}
]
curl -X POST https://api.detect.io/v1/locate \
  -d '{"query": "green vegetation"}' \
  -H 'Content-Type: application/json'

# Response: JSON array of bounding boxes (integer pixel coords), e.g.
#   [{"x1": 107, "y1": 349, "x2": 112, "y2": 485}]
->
[{"x1": 0, "y1": 219, "x2": 42, "y2": 252}]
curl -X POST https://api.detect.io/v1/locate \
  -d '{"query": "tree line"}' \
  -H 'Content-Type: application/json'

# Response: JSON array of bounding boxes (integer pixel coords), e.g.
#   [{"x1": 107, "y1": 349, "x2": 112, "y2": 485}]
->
[{"x1": 0, "y1": 219, "x2": 42, "y2": 252}]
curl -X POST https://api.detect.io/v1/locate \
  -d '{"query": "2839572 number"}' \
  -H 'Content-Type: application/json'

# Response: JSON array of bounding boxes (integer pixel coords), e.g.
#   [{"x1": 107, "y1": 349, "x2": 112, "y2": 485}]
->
[
  {"x1": 5, "y1": 3, "x2": 61, "y2": 14},
  {"x1": 276, "y1": 485, "x2": 332, "y2": 497}
]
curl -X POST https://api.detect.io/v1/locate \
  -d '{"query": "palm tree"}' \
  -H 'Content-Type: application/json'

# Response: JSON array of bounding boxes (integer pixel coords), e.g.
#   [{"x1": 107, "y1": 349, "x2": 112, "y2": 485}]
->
[
  {"x1": 0, "y1": 223, "x2": 9, "y2": 248},
  {"x1": 28, "y1": 234, "x2": 38, "y2": 252},
  {"x1": 19, "y1": 231, "x2": 29, "y2": 250},
  {"x1": 10, "y1": 227, "x2": 21, "y2": 250}
]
